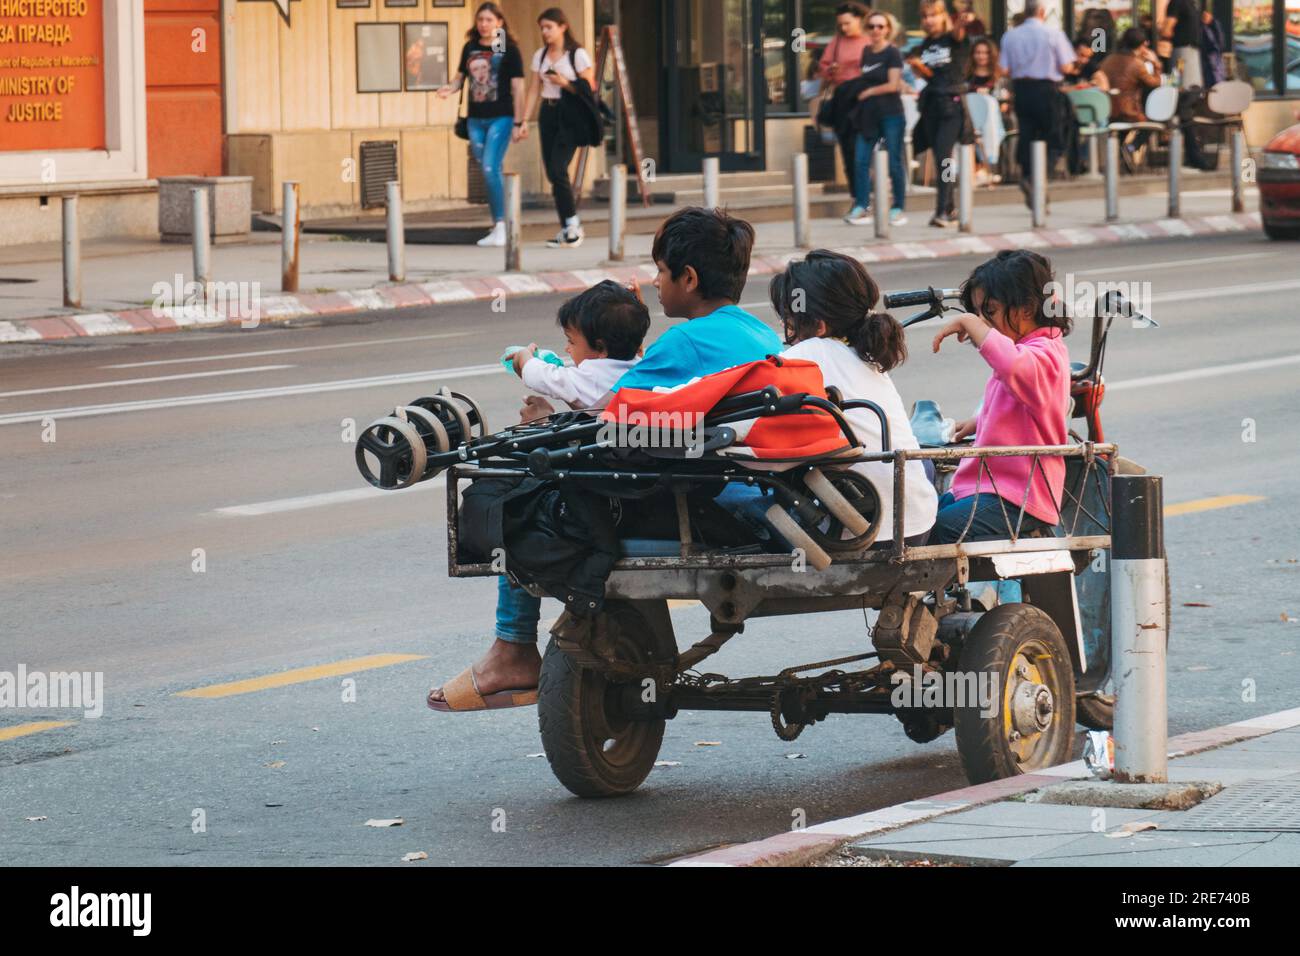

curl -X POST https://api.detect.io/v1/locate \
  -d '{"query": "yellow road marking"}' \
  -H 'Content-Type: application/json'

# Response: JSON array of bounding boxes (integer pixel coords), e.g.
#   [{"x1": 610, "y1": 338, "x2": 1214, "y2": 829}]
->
[
  {"x1": 1164, "y1": 494, "x2": 1265, "y2": 517},
  {"x1": 175, "y1": 653, "x2": 427, "y2": 699},
  {"x1": 667, "y1": 600, "x2": 700, "y2": 609},
  {"x1": 0, "y1": 720, "x2": 74, "y2": 742}
]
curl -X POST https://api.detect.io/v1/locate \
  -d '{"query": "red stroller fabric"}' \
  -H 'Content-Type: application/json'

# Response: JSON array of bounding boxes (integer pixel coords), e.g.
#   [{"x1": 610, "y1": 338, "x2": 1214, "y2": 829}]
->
[{"x1": 604, "y1": 357, "x2": 853, "y2": 460}]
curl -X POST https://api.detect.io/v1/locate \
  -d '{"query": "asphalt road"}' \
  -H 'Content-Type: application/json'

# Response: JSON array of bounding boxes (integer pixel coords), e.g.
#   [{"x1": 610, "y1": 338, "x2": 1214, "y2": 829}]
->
[{"x1": 2, "y1": 232, "x2": 1298, "y2": 865}]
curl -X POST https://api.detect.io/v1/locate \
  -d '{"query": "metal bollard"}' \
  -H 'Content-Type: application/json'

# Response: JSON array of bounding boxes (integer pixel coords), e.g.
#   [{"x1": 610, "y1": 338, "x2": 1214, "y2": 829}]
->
[
  {"x1": 958, "y1": 143, "x2": 974, "y2": 233},
  {"x1": 702, "y1": 157, "x2": 720, "y2": 210},
  {"x1": 504, "y1": 173, "x2": 521, "y2": 272},
  {"x1": 1167, "y1": 127, "x2": 1182, "y2": 219},
  {"x1": 191, "y1": 187, "x2": 210, "y2": 307},
  {"x1": 1230, "y1": 128, "x2": 1245, "y2": 214},
  {"x1": 1105, "y1": 134, "x2": 1120, "y2": 222},
  {"x1": 873, "y1": 148, "x2": 890, "y2": 240},
  {"x1": 792, "y1": 152, "x2": 811, "y2": 249},
  {"x1": 1031, "y1": 140, "x2": 1047, "y2": 227},
  {"x1": 1110, "y1": 474, "x2": 1169, "y2": 784},
  {"x1": 385, "y1": 181, "x2": 405, "y2": 283},
  {"x1": 608, "y1": 163, "x2": 627, "y2": 262},
  {"x1": 281, "y1": 181, "x2": 300, "y2": 294},
  {"x1": 61, "y1": 194, "x2": 81, "y2": 309}
]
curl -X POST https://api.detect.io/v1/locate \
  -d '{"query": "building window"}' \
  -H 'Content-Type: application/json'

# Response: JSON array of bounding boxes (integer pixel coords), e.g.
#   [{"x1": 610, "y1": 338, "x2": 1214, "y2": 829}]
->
[
  {"x1": 1235, "y1": 0, "x2": 1276, "y2": 92},
  {"x1": 1285, "y1": 0, "x2": 1300, "y2": 92}
]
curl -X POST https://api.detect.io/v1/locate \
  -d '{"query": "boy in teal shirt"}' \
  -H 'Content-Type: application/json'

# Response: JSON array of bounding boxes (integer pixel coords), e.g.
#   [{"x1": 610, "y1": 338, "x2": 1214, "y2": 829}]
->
[{"x1": 429, "y1": 207, "x2": 781, "y2": 712}]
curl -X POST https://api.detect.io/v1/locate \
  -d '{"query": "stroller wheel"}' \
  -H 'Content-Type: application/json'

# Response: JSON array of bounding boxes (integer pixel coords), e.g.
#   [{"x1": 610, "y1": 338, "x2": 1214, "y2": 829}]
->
[
  {"x1": 399, "y1": 405, "x2": 451, "y2": 480},
  {"x1": 802, "y1": 470, "x2": 882, "y2": 553},
  {"x1": 763, "y1": 505, "x2": 832, "y2": 571},
  {"x1": 410, "y1": 394, "x2": 473, "y2": 448},
  {"x1": 446, "y1": 390, "x2": 490, "y2": 441},
  {"x1": 355, "y1": 416, "x2": 427, "y2": 490}
]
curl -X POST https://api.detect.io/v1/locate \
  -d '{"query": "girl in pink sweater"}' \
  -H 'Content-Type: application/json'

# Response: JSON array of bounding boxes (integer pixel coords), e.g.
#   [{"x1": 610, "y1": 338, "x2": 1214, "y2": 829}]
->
[{"x1": 930, "y1": 250, "x2": 1073, "y2": 543}]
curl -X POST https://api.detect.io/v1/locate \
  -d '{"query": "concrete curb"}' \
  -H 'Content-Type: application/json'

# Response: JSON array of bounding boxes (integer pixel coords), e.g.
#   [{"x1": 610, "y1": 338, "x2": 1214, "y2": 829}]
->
[
  {"x1": 0, "y1": 212, "x2": 1263, "y2": 344},
  {"x1": 667, "y1": 704, "x2": 1300, "y2": 867}
]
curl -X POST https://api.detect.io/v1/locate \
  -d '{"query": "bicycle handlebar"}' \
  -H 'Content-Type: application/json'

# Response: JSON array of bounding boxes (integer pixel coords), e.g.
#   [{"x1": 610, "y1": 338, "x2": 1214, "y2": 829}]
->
[{"x1": 882, "y1": 287, "x2": 962, "y2": 310}]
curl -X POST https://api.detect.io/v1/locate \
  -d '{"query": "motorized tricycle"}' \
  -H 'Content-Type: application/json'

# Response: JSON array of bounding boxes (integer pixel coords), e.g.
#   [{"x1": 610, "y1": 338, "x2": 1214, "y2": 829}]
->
[{"x1": 354, "y1": 286, "x2": 1159, "y2": 797}]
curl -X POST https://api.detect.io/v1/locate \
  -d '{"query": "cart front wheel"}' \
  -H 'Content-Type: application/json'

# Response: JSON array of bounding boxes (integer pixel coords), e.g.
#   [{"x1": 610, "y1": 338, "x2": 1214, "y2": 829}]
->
[
  {"x1": 954, "y1": 603, "x2": 1076, "y2": 783},
  {"x1": 538, "y1": 603, "x2": 668, "y2": 798}
]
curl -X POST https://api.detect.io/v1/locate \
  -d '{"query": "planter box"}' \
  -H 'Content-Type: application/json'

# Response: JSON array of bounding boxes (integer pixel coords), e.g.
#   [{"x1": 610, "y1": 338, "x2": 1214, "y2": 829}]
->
[{"x1": 158, "y1": 176, "x2": 253, "y2": 243}]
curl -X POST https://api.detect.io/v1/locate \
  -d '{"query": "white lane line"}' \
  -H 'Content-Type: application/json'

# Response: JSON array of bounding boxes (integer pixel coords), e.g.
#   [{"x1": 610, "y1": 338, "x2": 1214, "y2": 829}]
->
[
  {"x1": 0, "y1": 363, "x2": 503, "y2": 427},
  {"x1": 101, "y1": 331, "x2": 475, "y2": 370},
  {"x1": 1152, "y1": 278, "x2": 1300, "y2": 304},
  {"x1": 1071, "y1": 250, "x2": 1279, "y2": 276},
  {"x1": 0, "y1": 365, "x2": 295, "y2": 399},
  {"x1": 1107, "y1": 353, "x2": 1300, "y2": 391},
  {"x1": 214, "y1": 477, "x2": 446, "y2": 516}
]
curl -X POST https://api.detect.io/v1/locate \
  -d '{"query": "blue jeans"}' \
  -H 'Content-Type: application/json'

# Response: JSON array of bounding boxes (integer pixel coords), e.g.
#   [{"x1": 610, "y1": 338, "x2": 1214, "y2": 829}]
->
[
  {"x1": 496, "y1": 575, "x2": 542, "y2": 645},
  {"x1": 468, "y1": 116, "x2": 514, "y2": 222},
  {"x1": 854, "y1": 113, "x2": 907, "y2": 212},
  {"x1": 932, "y1": 492, "x2": 1054, "y2": 544}
]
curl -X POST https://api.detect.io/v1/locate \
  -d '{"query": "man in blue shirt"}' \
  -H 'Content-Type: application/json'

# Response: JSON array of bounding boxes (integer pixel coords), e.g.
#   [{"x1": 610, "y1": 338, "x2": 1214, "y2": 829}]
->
[
  {"x1": 429, "y1": 207, "x2": 781, "y2": 712},
  {"x1": 999, "y1": 0, "x2": 1077, "y2": 206}
]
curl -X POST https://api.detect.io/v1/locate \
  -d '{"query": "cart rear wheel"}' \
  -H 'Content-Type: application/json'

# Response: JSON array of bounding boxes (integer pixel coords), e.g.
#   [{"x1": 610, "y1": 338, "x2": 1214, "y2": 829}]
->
[
  {"x1": 538, "y1": 603, "x2": 669, "y2": 798},
  {"x1": 954, "y1": 603, "x2": 1076, "y2": 783}
]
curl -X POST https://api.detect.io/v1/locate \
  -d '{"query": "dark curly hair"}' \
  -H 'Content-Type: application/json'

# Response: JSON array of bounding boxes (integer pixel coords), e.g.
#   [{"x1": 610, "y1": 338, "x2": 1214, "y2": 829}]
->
[
  {"x1": 959, "y1": 249, "x2": 1073, "y2": 336},
  {"x1": 768, "y1": 250, "x2": 907, "y2": 372}
]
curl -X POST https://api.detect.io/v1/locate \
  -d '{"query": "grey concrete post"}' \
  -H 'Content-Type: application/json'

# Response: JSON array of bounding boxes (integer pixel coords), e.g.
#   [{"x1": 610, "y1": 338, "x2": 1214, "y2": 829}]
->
[
  {"x1": 1110, "y1": 474, "x2": 1169, "y2": 784},
  {"x1": 385, "y1": 181, "x2": 405, "y2": 283},
  {"x1": 61, "y1": 195, "x2": 81, "y2": 309},
  {"x1": 281, "y1": 181, "x2": 300, "y2": 293}
]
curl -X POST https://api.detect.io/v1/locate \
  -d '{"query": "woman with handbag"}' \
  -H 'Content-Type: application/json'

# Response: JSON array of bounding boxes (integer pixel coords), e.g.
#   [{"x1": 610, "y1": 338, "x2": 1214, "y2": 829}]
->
[
  {"x1": 519, "y1": 7, "x2": 598, "y2": 249},
  {"x1": 909, "y1": 0, "x2": 973, "y2": 228},
  {"x1": 438, "y1": 2, "x2": 527, "y2": 248},
  {"x1": 813, "y1": 2, "x2": 871, "y2": 208}
]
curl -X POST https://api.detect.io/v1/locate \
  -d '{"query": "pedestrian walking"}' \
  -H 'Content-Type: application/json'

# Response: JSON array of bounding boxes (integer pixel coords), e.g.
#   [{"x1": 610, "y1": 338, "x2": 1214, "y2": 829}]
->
[
  {"x1": 519, "y1": 7, "x2": 598, "y2": 249},
  {"x1": 998, "y1": 0, "x2": 1076, "y2": 207},
  {"x1": 909, "y1": 0, "x2": 974, "y2": 228},
  {"x1": 439, "y1": 2, "x2": 527, "y2": 248},
  {"x1": 814, "y1": 2, "x2": 872, "y2": 203},
  {"x1": 842, "y1": 11, "x2": 908, "y2": 228}
]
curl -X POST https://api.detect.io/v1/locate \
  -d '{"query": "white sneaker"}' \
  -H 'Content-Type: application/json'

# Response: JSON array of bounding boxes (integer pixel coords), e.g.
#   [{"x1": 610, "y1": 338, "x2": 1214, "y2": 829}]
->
[
  {"x1": 547, "y1": 226, "x2": 584, "y2": 249},
  {"x1": 844, "y1": 207, "x2": 874, "y2": 226},
  {"x1": 889, "y1": 208, "x2": 908, "y2": 227},
  {"x1": 476, "y1": 222, "x2": 506, "y2": 247}
]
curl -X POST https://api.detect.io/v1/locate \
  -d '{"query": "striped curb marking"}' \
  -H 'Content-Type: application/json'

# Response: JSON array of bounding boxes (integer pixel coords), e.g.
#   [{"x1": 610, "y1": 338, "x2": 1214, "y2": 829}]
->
[{"x1": 0, "y1": 213, "x2": 1263, "y2": 344}]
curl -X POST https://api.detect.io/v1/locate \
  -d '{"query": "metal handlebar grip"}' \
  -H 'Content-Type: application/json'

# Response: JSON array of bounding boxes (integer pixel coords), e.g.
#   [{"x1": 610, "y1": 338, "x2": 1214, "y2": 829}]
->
[{"x1": 882, "y1": 287, "x2": 962, "y2": 310}]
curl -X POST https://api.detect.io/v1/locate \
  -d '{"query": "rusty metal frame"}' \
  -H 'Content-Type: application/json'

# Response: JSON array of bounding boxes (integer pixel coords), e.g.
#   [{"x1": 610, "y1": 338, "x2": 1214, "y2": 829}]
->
[{"x1": 447, "y1": 443, "x2": 1119, "y2": 581}]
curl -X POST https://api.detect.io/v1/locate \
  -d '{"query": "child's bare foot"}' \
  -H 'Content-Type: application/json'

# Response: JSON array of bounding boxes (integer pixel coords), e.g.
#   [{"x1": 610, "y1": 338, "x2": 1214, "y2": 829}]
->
[{"x1": 427, "y1": 639, "x2": 541, "y2": 706}]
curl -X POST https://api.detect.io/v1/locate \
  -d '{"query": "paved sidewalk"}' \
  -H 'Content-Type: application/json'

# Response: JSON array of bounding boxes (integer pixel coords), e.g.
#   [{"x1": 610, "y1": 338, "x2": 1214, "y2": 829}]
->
[
  {"x1": 0, "y1": 186, "x2": 1259, "y2": 343},
  {"x1": 673, "y1": 707, "x2": 1300, "y2": 867}
]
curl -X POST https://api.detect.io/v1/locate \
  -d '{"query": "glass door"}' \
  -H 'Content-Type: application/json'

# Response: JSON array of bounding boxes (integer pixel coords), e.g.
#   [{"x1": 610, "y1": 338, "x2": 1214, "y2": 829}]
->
[{"x1": 664, "y1": 0, "x2": 766, "y2": 171}]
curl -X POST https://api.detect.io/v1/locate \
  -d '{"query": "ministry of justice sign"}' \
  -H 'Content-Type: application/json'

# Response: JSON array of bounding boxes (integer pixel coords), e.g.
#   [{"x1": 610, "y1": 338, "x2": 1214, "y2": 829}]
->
[{"x1": 0, "y1": 0, "x2": 106, "y2": 152}]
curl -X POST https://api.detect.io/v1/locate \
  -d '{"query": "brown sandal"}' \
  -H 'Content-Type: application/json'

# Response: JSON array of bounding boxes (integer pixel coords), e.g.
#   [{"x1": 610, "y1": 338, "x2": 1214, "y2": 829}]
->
[{"x1": 426, "y1": 667, "x2": 538, "y2": 713}]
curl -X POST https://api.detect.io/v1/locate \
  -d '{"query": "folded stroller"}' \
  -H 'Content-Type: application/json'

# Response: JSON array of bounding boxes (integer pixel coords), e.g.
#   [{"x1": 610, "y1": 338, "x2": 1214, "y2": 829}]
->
[{"x1": 355, "y1": 356, "x2": 896, "y2": 577}]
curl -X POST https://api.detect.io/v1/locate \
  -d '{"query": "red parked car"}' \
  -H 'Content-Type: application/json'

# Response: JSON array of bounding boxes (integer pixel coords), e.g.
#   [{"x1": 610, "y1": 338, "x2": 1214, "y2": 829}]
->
[{"x1": 1260, "y1": 121, "x2": 1300, "y2": 240}]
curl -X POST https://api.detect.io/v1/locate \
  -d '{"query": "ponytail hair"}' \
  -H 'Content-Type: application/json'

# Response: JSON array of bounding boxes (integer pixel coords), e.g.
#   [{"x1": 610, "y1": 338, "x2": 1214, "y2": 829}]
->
[{"x1": 768, "y1": 249, "x2": 907, "y2": 373}]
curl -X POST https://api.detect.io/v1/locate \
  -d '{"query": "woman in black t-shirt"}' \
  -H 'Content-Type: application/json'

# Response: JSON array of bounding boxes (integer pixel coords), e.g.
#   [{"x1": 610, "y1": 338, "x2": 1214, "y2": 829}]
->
[
  {"x1": 908, "y1": 0, "x2": 973, "y2": 228},
  {"x1": 843, "y1": 11, "x2": 908, "y2": 228},
  {"x1": 438, "y1": 2, "x2": 527, "y2": 247}
]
